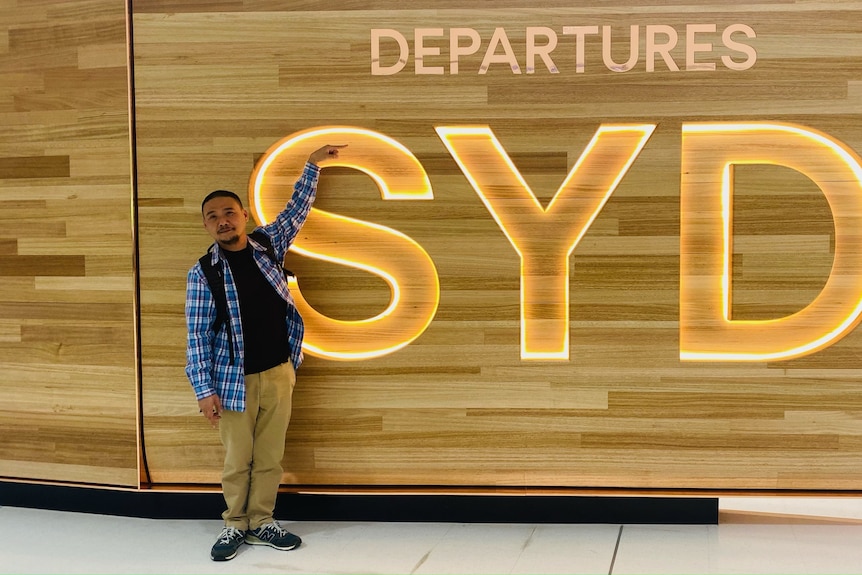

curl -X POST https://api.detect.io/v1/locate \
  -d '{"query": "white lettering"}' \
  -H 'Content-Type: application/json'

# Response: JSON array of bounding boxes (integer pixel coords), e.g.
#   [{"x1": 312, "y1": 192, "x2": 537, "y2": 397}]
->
[
  {"x1": 370, "y1": 24, "x2": 757, "y2": 76},
  {"x1": 722, "y1": 23, "x2": 757, "y2": 71},
  {"x1": 526, "y1": 27, "x2": 559, "y2": 73},
  {"x1": 371, "y1": 29, "x2": 408, "y2": 76},
  {"x1": 646, "y1": 25, "x2": 680, "y2": 72},
  {"x1": 450, "y1": 28, "x2": 482, "y2": 74},
  {"x1": 562, "y1": 26, "x2": 599, "y2": 73},
  {"x1": 686, "y1": 23, "x2": 716, "y2": 71},
  {"x1": 480, "y1": 28, "x2": 521, "y2": 74},
  {"x1": 415, "y1": 28, "x2": 445, "y2": 75},
  {"x1": 603, "y1": 25, "x2": 639, "y2": 72}
]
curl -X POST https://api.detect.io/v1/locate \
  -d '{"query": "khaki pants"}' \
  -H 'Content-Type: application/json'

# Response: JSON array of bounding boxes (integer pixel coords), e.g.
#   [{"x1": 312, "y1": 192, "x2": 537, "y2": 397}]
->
[{"x1": 219, "y1": 360, "x2": 295, "y2": 531}]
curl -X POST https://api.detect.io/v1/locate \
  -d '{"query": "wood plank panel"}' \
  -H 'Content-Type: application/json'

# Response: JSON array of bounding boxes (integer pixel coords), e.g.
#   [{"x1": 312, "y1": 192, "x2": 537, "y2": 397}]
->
[
  {"x1": 0, "y1": 0, "x2": 138, "y2": 487},
  {"x1": 0, "y1": 156, "x2": 70, "y2": 179},
  {"x1": 136, "y1": 1, "x2": 862, "y2": 490}
]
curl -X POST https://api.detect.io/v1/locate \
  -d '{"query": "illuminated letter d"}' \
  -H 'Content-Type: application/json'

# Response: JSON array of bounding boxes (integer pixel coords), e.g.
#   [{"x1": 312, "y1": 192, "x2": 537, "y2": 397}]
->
[{"x1": 680, "y1": 122, "x2": 862, "y2": 361}]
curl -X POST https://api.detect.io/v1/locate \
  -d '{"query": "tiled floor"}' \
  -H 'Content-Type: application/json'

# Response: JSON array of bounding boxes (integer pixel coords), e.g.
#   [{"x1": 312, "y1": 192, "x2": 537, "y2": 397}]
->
[{"x1": 2, "y1": 498, "x2": 861, "y2": 574}]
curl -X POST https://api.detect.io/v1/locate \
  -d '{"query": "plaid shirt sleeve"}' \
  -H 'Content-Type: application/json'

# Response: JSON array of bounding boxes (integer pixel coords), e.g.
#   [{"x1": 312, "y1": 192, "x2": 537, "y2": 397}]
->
[
  {"x1": 184, "y1": 262, "x2": 218, "y2": 401},
  {"x1": 260, "y1": 162, "x2": 320, "y2": 261},
  {"x1": 254, "y1": 161, "x2": 320, "y2": 370},
  {"x1": 185, "y1": 255, "x2": 247, "y2": 411}
]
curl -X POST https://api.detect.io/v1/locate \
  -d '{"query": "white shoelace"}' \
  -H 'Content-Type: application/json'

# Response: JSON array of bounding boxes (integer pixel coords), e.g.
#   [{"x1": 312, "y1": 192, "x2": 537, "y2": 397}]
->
[
  {"x1": 258, "y1": 521, "x2": 287, "y2": 536},
  {"x1": 218, "y1": 526, "x2": 243, "y2": 544}
]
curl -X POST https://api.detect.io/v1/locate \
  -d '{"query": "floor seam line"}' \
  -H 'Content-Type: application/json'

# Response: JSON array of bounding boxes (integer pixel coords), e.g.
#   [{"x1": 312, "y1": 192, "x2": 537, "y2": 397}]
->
[{"x1": 608, "y1": 524, "x2": 623, "y2": 575}]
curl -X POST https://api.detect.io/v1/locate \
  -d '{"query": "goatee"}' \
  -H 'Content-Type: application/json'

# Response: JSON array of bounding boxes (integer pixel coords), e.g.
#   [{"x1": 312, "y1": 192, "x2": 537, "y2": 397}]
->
[{"x1": 218, "y1": 234, "x2": 241, "y2": 247}]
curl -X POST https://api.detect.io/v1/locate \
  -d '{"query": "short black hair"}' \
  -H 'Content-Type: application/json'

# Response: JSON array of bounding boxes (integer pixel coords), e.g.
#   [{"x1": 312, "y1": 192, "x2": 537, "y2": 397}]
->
[{"x1": 201, "y1": 189, "x2": 243, "y2": 212}]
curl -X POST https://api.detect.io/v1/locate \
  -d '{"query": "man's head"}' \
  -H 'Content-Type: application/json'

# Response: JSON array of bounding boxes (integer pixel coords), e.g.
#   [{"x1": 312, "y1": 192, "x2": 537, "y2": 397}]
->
[{"x1": 201, "y1": 189, "x2": 249, "y2": 250}]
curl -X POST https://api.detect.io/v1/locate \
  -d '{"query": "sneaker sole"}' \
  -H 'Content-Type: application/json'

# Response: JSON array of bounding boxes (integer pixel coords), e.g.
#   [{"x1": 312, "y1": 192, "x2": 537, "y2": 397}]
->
[
  {"x1": 244, "y1": 536, "x2": 300, "y2": 551},
  {"x1": 211, "y1": 549, "x2": 238, "y2": 561}
]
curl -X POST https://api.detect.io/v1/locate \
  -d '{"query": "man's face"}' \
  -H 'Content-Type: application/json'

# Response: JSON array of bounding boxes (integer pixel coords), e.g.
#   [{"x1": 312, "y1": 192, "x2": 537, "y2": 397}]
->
[{"x1": 202, "y1": 196, "x2": 249, "y2": 250}]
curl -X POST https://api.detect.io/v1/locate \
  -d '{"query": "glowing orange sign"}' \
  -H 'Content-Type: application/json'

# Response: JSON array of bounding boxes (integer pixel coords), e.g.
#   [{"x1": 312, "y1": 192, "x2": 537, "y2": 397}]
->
[
  {"x1": 680, "y1": 123, "x2": 862, "y2": 361},
  {"x1": 436, "y1": 124, "x2": 655, "y2": 359},
  {"x1": 250, "y1": 127, "x2": 439, "y2": 360},
  {"x1": 252, "y1": 123, "x2": 862, "y2": 363}
]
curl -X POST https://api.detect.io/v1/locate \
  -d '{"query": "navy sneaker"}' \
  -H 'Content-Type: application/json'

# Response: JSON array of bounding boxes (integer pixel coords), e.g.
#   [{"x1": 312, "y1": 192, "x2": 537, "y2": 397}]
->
[
  {"x1": 211, "y1": 526, "x2": 245, "y2": 561},
  {"x1": 245, "y1": 521, "x2": 302, "y2": 550}
]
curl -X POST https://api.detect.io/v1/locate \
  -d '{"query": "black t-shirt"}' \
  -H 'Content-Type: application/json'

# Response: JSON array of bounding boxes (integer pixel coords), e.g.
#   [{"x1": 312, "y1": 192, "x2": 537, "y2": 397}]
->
[{"x1": 222, "y1": 244, "x2": 291, "y2": 375}]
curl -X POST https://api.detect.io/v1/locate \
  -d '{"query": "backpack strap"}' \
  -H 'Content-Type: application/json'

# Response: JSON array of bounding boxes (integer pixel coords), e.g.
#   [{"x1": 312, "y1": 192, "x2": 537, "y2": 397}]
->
[
  {"x1": 198, "y1": 252, "x2": 235, "y2": 365},
  {"x1": 249, "y1": 229, "x2": 294, "y2": 277}
]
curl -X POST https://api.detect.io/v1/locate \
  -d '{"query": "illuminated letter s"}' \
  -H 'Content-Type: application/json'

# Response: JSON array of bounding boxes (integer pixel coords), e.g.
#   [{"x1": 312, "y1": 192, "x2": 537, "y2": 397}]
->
[
  {"x1": 250, "y1": 127, "x2": 439, "y2": 360},
  {"x1": 680, "y1": 122, "x2": 862, "y2": 360}
]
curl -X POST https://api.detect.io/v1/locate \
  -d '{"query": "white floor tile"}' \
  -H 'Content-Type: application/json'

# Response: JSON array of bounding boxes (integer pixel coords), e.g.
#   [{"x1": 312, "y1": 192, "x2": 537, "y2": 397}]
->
[
  {"x1": 411, "y1": 523, "x2": 543, "y2": 574},
  {"x1": 3, "y1": 497, "x2": 862, "y2": 574},
  {"x1": 509, "y1": 524, "x2": 621, "y2": 574},
  {"x1": 791, "y1": 524, "x2": 862, "y2": 575},
  {"x1": 280, "y1": 521, "x2": 453, "y2": 574},
  {"x1": 612, "y1": 524, "x2": 713, "y2": 575},
  {"x1": 709, "y1": 524, "x2": 809, "y2": 575}
]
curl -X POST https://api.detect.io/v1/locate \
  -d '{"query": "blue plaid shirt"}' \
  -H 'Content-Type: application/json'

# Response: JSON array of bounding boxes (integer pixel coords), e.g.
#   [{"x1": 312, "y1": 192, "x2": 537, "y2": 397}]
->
[{"x1": 185, "y1": 162, "x2": 319, "y2": 412}]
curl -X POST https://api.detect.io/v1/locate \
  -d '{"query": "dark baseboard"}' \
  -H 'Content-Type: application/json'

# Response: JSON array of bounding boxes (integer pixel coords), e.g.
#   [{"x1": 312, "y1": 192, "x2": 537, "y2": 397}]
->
[{"x1": 0, "y1": 481, "x2": 718, "y2": 524}]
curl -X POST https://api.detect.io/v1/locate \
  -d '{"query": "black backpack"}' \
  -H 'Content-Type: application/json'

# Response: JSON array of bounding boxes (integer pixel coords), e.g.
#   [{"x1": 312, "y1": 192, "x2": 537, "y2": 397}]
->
[{"x1": 198, "y1": 229, "x2": 292, "y2": 364}]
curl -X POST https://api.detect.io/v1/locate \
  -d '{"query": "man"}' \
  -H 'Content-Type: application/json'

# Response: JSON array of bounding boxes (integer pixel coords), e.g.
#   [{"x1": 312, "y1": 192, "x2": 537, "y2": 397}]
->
[{"x1": 185, "y1": 143, "x2": 346, "y2": 561}]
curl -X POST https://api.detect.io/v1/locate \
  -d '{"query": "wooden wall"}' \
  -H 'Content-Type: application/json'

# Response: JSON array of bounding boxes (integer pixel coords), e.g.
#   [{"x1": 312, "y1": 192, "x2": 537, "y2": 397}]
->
[
  {"x1": 3, "y1": 0, "x2": 862, "y2": 493},
  {"x1": 0, "y1": 0, "x2": 138, "y2": 486},
  {"x1": 134, "y1": 1, "x2": 862, "y2": 491}
]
